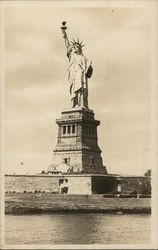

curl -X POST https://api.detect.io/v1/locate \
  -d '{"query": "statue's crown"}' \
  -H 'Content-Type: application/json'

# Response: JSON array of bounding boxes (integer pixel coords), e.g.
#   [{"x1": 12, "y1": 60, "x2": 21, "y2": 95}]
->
[{"x1": 70, "y1": 39, "x2": 85, "y2": 47}]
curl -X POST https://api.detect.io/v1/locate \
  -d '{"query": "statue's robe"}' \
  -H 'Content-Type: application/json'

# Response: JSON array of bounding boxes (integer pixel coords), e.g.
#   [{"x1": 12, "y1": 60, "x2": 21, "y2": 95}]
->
[{"x1": 68, "y1": 51, "x2": 88, "y2": 99}]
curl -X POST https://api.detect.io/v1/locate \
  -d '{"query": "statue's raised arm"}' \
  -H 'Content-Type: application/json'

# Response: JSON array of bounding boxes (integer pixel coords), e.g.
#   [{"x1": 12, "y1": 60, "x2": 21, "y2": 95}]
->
[
  {"x1": 61, "y1": 22, "x2": 93, "y2": 109},
  {"x1": 61, "y1": 21, "x2": 70, "y2": 49}
]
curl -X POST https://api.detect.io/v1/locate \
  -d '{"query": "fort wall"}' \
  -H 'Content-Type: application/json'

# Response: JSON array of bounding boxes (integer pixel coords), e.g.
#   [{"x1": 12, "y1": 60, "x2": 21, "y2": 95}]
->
[{"x1": 5, "y1": 174, "x2": 151, "y2": 195}]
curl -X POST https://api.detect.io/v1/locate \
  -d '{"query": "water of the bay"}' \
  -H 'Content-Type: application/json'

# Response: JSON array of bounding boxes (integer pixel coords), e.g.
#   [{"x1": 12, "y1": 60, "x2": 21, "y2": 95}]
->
[{"x1": 5, "y1": 213, "x2": 151, "y2": 245}]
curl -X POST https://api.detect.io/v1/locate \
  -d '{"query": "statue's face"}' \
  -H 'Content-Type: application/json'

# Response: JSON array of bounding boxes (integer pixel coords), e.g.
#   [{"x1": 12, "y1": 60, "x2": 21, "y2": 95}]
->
[{"x1": 74, "y1": 44, "x2": 82, "y2": 55}]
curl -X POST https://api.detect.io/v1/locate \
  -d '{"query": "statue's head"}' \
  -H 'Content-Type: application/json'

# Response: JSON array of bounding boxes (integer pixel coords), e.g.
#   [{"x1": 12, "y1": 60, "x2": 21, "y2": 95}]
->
[
  {"x1": 74, "y1": 44, "x2": 82, "y2": 55},
  {"x1": 70, "y1": 39, "x2": 85, "y2": 55}
]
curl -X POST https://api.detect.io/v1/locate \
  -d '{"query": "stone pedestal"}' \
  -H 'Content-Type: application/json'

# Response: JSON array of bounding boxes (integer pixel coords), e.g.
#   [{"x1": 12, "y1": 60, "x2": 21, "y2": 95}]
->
[{"x1": 49, "y1": 107, "x2": 107, "y2": 174}]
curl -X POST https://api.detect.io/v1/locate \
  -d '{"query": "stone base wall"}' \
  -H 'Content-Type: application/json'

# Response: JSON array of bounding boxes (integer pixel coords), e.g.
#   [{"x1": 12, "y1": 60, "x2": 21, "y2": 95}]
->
[
  {"x1": 51, "y1": 107, "x2": 106, "y2": 174},
  {"x1": 5, "y1": 175, "x2": 151, "y2": 195},
  {"x1": 82, "y1": 151, "x2": 103, "y2": 166},
  {"x1": 5, "y1": 175, "x2": 92, "y2": 195},
  {"x1": 66, "y1": 176, "x2": 92, "y2": 195},
  {"x1": 52, "y1": 151, "x2": 107, "y2": 174},
  {"x1": 5, "y1": 175, "x2": 60, "y2": 193},
  {"x1": 53, "y1": 151, "x2": 83, "y2": 172},
  {"x1": 82, "y1": 152, "x2": 107, "y2": 174}
]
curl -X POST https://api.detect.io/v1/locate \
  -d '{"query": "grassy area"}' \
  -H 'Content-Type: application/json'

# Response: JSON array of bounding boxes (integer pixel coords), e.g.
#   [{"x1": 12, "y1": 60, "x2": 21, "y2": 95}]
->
[{"x1": 5, "y1": 193, "x2": 151, "y2": 214}]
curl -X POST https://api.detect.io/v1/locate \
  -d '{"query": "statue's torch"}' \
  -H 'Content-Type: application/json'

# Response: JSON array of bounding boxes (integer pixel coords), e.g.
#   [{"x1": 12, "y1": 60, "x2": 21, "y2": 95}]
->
[
  {"x1": 61, "y1": 21, "x2": 70, "y2": 48},
  {"x1": 61, "y1": 21, "x2": 67, "y2": 38}
]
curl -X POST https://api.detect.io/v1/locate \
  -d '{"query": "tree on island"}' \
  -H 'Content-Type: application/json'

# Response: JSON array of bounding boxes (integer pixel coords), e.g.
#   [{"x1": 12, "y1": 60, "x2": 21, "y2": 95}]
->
[{"x1": 144, "y1": 169, "x2": 151, "y2": 177}]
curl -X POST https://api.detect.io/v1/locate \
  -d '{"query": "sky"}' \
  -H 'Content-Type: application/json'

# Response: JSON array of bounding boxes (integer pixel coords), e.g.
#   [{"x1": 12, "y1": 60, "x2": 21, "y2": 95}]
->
[{"x1": 5, "y1": 6, "x2": 152, "y2": 175}]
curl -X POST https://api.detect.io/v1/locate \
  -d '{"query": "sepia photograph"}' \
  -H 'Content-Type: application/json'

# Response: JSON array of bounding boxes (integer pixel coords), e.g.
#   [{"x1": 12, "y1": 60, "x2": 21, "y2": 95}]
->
[{"x1": 0, "y1": 0, "x2": 157, "y2": 249}]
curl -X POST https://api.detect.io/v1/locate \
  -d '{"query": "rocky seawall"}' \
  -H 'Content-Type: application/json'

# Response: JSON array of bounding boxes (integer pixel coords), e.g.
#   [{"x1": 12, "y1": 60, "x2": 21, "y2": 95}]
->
[{"x1": 5, "y1": 193, "x2": 151, "y2": 214}]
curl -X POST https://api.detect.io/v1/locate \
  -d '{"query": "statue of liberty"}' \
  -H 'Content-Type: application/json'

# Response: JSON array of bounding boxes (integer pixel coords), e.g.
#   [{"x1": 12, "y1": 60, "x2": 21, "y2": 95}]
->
[{"x1": 61, "y1": 22, "x2": 93, "y2": 108}]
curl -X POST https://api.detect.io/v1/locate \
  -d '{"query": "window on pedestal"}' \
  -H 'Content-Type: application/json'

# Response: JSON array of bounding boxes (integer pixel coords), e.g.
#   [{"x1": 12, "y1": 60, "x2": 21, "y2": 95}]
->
[
  {"x1": 63, "y1": 158, "x2": 70, "y2": 165},
  {"x1": 72, "y1": 124, "x2": 75, "y2": 134},
  {"x1": 68, "y1": 125, "x2": 71, "y2": 134}
]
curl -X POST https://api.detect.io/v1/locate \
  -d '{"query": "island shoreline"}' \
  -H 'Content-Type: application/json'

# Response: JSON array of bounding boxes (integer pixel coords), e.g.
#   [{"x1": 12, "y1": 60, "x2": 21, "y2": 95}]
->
[{"x1": 5, "y1": 193, "x2": 151, "y2": 215}]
